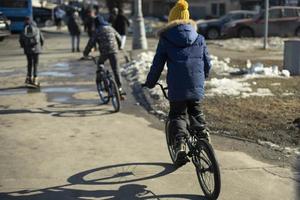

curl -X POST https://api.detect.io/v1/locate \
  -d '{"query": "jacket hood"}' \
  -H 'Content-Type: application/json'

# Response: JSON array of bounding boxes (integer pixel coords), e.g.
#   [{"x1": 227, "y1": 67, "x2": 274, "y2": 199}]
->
[
  {"x1": 158, "y1": 19, "x2": 198, "y2": 47},
  {"x1": 95, "y1": 15, "x2": 109, "y2": 27},
  {"x1": 24, "y1": 24, "x2": 38, "y2": 37}
]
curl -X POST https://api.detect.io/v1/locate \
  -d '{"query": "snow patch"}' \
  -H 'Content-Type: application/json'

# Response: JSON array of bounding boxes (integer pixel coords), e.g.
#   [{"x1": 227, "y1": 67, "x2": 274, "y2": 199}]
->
[{"x1": 258, "y1": 140, "x2": 300, "y2": 156}]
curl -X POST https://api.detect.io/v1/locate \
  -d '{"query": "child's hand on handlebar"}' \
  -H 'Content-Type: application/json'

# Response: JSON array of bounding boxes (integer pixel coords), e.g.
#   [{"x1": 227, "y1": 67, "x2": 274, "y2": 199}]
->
[{"x1": 141, "y1": 83, "x2": 147, "y2": 88}]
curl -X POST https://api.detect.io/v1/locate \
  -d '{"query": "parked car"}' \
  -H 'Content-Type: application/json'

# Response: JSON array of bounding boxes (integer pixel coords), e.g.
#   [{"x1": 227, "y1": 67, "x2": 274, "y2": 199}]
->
[
  {"x1": 0, "y1": 12, "x2": 11, "y2": 41},
  {"x1": 197, "y1": 10, "x2": 257, "y2": 39},
  {"x1": 223, "y1": 6, "x2": 300, "y2": 38},
  {"x1": 33, "y1": 7, "x2": 52, "y2": 27}
]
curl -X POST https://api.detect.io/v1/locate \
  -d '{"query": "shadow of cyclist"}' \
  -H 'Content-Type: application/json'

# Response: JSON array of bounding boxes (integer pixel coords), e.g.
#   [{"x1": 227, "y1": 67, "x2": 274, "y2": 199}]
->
[{"x1": 0, "y1": 162, "x2": 207, "y2": 200}]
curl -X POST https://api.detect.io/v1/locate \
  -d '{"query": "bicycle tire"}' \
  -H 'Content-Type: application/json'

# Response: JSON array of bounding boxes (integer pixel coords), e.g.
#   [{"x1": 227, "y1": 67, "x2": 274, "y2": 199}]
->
[
  {"x1": 165, "y1": 119, "x2": 187, "y2": 167},
  {"x1": 193, "y1": 139, "x2": 221, "y2": 200},
  {"x1": 96, "y1": 75, "x2": 109, "y2": 104},
  {"x1": 109, "y1": 79, "x2": 121, "y2": 112}
]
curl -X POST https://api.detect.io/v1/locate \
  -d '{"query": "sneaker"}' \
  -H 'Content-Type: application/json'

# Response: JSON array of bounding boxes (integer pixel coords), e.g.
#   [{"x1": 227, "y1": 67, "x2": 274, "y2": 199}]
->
[
  {"x1": 175, "y1": 138, "x2": 187, "y2": 162},
  {"x1": 201, "y1": 128, "x2": 211, "y2": 143},
  {"x1": 119, "y1": 88, "x2": 126, "y2": 100},
  {"x1": 32, "y1": 77, "x2": 40, "y2": 86},
  {"x1": 25, "y1": 76, "x2": 32, "y2": 84}
]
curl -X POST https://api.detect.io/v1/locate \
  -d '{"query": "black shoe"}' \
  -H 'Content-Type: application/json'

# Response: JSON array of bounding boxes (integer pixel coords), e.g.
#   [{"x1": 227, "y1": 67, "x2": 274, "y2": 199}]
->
[
  {"x1": 77, "y1": 48, "x2": 80, "y2": 52},
  {"x1": 202, "y1": 128, "x2": 211, "y2": 143},
  {"x1": 25, "y1": 76, "x2": 32, "y2": 84},
  {"x1": 72, "y1": 49, "x2": 75, "y2": 53},
  {"x1": 175, "y1": 138, "x2": 187, "y2": 162}
]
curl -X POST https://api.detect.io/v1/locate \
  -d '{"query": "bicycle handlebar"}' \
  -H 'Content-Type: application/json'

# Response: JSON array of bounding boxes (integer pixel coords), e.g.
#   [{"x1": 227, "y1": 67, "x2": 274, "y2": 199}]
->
[
  {"x1": 79, "y1": 55, "x2": 98, "y2": 65},
  {"x1": 156, "y1": 83, "x2": 168, "y2": 100},
  {"x1": 142, "y1": 83, "x2": 168, "y2": 100}
]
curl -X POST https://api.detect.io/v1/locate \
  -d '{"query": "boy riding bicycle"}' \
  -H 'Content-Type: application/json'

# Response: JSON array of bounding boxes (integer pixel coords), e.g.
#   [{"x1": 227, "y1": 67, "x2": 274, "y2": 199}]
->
[
  {"x1": 83, "y1": 15, "x2": 125, "y2": 97},
  {"x1": 143, "y1": 0, "x2": 212, "y2": 162}
]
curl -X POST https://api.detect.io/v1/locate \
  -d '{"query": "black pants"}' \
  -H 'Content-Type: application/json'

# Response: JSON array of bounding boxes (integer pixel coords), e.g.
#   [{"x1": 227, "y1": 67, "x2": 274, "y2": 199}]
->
[
  {"x1": 98, "y1": 53, "x2": 122, "y2": 88},
  {"x1": 26, "y1": 53, "x2": 39, "y2": 77},
  {"x1": 169, "y1": 100, "x2": 206, "y2": 140}
]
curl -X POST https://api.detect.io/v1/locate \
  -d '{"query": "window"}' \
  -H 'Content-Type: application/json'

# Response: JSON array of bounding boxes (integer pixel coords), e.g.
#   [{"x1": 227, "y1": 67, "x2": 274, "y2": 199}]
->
[
  {"x1": 211, "y1": 3, "x2": 218, "y2": 16},
  {"x1": 284, "y1": 8, "x2": 298, "y2": 17},
  {"x1": 211, "y1": 3, "x2": 226, "y2": 17},
  {"x1": 246, "y1": 13, "x2": 255, "y2": 18},
  {"x1": 219, "y1": 3, "x2": 226, "y2": 16},
  {"x1": 0, "y1": 0, "x2": 28, "y2": 8},
  {"x1": 269, "y1": 9, "x2": 282, "y2": 19},
  {"x1": 231, "y1": 13, "x2": 244, "y2": 20}
]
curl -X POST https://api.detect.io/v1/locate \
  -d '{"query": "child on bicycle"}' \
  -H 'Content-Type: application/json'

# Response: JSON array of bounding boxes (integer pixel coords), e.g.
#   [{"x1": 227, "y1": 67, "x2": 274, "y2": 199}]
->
[
  {"x1": 143, "y1": 0, "x2": 212, "y2": 162},
  {"x1": 83, "y1": 15, "x2": 124, "y2": 96}
]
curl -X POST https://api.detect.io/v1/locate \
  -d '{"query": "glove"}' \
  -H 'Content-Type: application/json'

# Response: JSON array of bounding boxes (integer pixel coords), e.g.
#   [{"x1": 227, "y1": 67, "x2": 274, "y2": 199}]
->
[{"x1": 141, "y1": 83, "x2": 147, "y2": 88}]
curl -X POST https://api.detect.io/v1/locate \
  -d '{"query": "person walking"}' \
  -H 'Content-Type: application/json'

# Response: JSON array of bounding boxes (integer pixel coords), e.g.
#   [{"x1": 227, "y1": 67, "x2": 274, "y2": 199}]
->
[
  {"x1": 19, "y1": 17, "x2": 44, "y2": 86},
  {"x1": 83, "y1": 16, "x2": 125, "y2": 97},
  {"x1": 67, "y1": 12, "x2": 82, "y2": 52},
  {"x1": 143, "y1": 0, "x2": 212, "y2": 162},
  {"x1": 112, "y1": 8, "x2": 130, "y2": 49},
  {"x1": 54, "y1": 6, "x2": 65, "y2": 30}
]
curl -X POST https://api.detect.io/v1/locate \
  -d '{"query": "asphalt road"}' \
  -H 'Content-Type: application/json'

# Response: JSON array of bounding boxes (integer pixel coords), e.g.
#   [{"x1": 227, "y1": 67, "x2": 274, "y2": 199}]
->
[{"x1": 0, "y1": 33, "x2": 297, "y2": 200}]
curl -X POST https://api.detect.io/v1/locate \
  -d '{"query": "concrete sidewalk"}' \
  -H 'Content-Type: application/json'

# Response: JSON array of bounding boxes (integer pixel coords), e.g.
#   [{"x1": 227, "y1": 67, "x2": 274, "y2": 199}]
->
[{"x1": 0, "y1": 86, "x2": 296, "y2": 200}]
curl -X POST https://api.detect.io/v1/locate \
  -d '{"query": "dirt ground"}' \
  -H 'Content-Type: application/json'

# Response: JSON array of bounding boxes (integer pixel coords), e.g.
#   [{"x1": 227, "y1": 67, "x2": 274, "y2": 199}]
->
[{"x1": 206, "y1": 41, "x2": 300, "y2": 148}]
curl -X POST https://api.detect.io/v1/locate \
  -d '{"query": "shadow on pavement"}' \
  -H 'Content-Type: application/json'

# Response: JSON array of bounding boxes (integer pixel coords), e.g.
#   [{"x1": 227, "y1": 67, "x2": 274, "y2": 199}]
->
[
  {"x1": 0, "y1": 162, "x2": 207, "y2": 200},
  {"x1": 0, "y1": 106, "x2": 114, "y2": 118}
]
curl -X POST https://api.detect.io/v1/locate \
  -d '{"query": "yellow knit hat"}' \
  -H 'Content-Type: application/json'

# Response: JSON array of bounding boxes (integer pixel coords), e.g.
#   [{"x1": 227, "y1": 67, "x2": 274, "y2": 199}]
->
[{"x1": 168, "y1": 0, "x2": 190, "y2": 22}]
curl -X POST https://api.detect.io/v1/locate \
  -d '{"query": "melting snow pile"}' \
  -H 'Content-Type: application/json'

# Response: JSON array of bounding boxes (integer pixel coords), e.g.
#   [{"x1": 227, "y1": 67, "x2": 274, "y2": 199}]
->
[
  {"x1": 121, "y1": 52, "x2": 163, "y2": 100},
  {"x1": 121, "y1": 51, "x2": 154, "y2": 83},
  {"x1": 207, "y1": 57, "x2": 291, "y2": 97}
]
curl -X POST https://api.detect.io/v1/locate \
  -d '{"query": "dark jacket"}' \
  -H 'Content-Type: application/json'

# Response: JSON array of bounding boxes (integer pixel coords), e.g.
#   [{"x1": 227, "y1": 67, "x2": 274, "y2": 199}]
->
[
  {"x1": 67, "y1": 15, "x2": 81, "y2": 36},
  {"x1": 84, "y1": 15, "x2": 95, "y2": 37},
  {"x1": 113, "y1": 14, "x2": 130, "y2": 35},
  {"x1": 84, "y1": 16, "x2": 121, "y2": 56},
  {"x1": 19, "y1": 22, "x2": 44, "y2": 54},
  {"x1": 145, "y1": 20, "x2": 211, "y2": 102}
]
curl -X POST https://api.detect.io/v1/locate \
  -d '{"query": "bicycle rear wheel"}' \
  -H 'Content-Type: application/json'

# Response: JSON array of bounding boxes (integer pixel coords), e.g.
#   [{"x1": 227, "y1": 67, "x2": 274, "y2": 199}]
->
[
  {"x1": 193, "y1": 139, "x2": 221, "y2": 200},
  {"x1": 109, "y1": 79, "x2": 121, "y2": 112},
  {"x1": 96, "y1": 75, "x2": 109, "y2": 104},
  {"x1": 165, "y1": 119, "x2": 187, "y2": 167}
]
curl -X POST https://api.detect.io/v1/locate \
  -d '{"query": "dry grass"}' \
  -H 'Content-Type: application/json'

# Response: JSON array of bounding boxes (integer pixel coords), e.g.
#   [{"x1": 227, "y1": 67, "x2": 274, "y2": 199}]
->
[{"x1": 203, "y1": 80, "x2": 300, "y2": 147}]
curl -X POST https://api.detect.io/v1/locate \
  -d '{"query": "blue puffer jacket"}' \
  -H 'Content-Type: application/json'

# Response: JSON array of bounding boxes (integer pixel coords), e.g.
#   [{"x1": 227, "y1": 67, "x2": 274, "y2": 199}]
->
[{"x1": 145, "y1": 20, "x2": 211, "y2": 102}]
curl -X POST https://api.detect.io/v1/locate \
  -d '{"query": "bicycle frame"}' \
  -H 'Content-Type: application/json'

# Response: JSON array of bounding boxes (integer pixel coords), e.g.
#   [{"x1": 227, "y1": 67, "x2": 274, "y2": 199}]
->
[{"x1": 155, "y1": 83, "x2": 207, "y2": 157}]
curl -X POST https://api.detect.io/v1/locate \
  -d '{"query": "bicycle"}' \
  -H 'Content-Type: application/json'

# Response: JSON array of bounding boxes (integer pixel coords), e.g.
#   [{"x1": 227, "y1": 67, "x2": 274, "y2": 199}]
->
[
  {"x1": 81, "y1": 56, "x2": 121, "y2": 112},
  {"x1": 143, "y1": 83, "x2": 221, "y2": 200}
]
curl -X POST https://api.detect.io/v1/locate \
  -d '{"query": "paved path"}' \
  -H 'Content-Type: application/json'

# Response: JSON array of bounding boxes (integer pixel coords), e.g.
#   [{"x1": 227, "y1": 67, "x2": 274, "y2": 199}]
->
[{"x1": 0, "y1": 34, "x2": 296, "y2": 200}]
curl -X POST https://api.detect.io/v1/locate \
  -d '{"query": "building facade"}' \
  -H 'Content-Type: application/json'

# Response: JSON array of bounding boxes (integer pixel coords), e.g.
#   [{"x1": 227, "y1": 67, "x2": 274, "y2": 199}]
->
[
  {"x1": 143, "y1": 0, "x2": 300, "y2": 19},
  {"x1": 143, "y1": 0, "x2": 241, "y2": 19}
]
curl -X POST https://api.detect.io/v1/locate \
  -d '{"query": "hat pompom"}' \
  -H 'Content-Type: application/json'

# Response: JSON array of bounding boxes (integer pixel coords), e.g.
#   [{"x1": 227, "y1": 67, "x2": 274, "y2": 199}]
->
[
  {"x1": 168, "y1": 0, "x2": 190, "y2": 22},
  {"x1": 176, "y1": 0, "x2": 188, "y2": 10}
]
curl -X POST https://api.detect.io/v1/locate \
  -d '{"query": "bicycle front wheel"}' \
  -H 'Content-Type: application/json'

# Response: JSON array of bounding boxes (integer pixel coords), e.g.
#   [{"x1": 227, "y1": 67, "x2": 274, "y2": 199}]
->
[
  {"x1": 96, "y1": 75, "x2": 109, "y2": 104},
  {"x1": 109, "y1": 79, "x2": 121, "y2": 112},
  {"x1": 193, "y1": 139, "x2": 221, "y2": 200}
]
